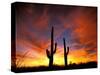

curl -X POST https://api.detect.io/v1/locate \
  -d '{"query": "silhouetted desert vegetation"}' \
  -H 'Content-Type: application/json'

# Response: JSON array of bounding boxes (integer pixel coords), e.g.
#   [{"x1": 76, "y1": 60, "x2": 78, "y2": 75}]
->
[{"x1": 11, "y1": 61, "x2": 97, "y2": 73}]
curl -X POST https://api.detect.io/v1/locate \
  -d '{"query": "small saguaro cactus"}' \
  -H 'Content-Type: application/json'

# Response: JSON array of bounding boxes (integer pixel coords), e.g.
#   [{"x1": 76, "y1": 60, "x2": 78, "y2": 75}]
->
[
  {"x1": 46, "y1": 26, "x2": 57, "y2": 67},
  {"x1": 63, "y1": 38, "x2": 69, "y2": 67}
]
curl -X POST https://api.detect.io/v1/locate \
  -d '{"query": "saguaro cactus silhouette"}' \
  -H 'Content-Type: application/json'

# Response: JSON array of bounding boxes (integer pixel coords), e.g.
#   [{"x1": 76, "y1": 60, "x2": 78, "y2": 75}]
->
[
  {"x1": 63, "y1": 38, "x2": 69, "y2": 67},
  {"x1": 46, "y1": 26, "x2": 57, "y2": 67}
]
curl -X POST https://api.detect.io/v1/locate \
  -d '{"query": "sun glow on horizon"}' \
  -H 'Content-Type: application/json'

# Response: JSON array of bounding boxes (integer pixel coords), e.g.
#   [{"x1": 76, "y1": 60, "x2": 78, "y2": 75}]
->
[{"x1": 16, "y1": 48, "x2": 97, "y2": 68}]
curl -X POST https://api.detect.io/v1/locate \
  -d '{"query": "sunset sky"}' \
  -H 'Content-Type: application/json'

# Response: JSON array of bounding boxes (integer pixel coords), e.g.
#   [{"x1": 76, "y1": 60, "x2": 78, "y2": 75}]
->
[{"x1": 15, "y1": 3, "x2": 97, "y2": 67}]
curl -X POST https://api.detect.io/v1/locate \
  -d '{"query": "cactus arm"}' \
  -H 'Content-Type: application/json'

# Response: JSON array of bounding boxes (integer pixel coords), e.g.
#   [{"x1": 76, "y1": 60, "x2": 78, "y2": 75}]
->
[
  {"x1": 53, "y1": 43, "x2": 57, "y2": 54},
  {"x1": 46, "y1": 49, "x2": 50, "y2": 58}
]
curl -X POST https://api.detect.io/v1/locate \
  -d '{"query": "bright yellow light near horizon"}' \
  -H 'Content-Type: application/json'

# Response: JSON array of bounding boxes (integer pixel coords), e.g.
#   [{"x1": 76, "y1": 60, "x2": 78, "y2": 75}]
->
[
  {"x1": 16, "y1": 57, "x2": 49, "y2": 67},
  {"x1": 54, "y1": 54, "x2": 77, "y2": 65},
  {"x1": 68, "y1": 55, "x2": 90, "y2": 64},
  {"x1": 54, "y1": 55, "x2": 64, "y2": 65},
  {"x1": 16, "y1": 55, "x2": 82, "y2": 67},
  {"x1": 54, "y1": 54, "x2": 90, "y2": 65},
  {"x1": 16, "y1": 52, "x2": 96, "y2": 68},
  {"x1": 68, "y1": 55, "x2": 76, "y2": 64}
]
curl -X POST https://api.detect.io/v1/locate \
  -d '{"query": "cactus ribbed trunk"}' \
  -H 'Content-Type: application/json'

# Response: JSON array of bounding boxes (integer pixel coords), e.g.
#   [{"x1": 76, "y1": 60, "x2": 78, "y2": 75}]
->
[
  {"x1": 46, "y1": 26, "x2": 57, "y2": 68},
  {"x1": 50, "y1": 26, "x2": 54, "y2": 67},
  {"x1": 63, "y1": 38, "x2": 69, "y2": 67}
]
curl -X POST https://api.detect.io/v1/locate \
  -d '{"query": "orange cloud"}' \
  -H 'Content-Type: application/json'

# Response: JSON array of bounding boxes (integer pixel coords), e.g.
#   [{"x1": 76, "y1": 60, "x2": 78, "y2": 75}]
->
[
  {"x1": 32, "y1": 7, "x2": 49, "y2": 31},
  {"x1": 74, "y1": 7, "x2": 97, "y2": 44}
]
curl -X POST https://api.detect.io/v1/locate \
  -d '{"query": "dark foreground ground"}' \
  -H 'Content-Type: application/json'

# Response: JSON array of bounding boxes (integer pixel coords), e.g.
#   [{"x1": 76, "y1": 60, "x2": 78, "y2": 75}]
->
[{"x1": 11, "y1": 61, "x2": 97, "y2": 73}]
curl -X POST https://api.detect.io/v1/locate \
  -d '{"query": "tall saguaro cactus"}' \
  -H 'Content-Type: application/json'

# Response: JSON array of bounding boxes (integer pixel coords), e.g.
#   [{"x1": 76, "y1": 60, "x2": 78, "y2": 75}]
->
[
  {"x1": 63, "y1": 38, "x2": 69, "y2": 67},
  {"x1": 46, "y1": 27, "x2": 57, "y2": 67}
]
